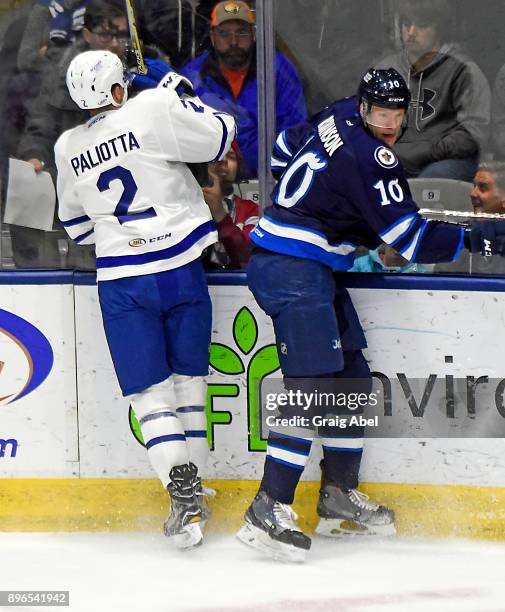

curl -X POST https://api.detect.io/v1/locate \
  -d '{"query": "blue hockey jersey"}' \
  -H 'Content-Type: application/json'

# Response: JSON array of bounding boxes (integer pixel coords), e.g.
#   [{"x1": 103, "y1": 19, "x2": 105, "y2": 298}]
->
[{"x1": 251, "y1": 98, "x2": 464, "y2": 270}]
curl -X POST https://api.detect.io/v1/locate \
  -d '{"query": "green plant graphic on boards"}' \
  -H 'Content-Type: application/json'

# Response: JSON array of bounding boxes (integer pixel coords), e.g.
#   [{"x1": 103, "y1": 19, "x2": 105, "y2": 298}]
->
[{"x1": 129, "y1": 306, "x2": 280, "y2": 452}]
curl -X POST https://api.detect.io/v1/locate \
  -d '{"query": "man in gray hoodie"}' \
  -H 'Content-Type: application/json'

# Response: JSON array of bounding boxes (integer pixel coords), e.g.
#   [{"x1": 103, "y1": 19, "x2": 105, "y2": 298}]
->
[{"x1": 378, "y1": 0, "x2": 490, "y2": 181}]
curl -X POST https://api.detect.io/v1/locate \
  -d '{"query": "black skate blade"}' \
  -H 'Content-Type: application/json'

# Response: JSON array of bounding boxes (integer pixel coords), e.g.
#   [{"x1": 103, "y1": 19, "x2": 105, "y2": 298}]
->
[
  {"x1": 315, "y1": 517, "x2": 396, "y2": 538},
  {"x1": 236, "y1": 523, "x2": 307, "y2": 563}
]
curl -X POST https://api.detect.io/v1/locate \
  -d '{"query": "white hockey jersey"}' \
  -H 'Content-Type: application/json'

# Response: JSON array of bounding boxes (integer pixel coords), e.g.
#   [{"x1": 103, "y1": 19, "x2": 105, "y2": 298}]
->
[{"x1": 54, "y1": 83, "x2": 236, "y2": 281}]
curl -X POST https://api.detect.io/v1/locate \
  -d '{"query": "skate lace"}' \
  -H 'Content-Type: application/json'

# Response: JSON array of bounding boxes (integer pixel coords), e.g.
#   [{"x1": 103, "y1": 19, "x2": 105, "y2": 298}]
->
[
  {"x1": 272, "y1": 502, "x2": 300, "y2": 531},
  {"x1": 347, "y1": 489, "x2": 380, "y2": 511},
  {"x1": 198, "y1": 485, "x2": 216, "y2": 498}
]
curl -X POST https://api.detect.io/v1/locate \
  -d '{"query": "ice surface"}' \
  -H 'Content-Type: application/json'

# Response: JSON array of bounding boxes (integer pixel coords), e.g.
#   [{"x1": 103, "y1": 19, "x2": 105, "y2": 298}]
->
[{"x1": 1, "y1": 532, "x2": 505, "y2": 611}]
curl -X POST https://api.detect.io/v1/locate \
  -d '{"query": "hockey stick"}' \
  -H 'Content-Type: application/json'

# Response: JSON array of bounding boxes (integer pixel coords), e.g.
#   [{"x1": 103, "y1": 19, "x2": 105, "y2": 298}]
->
[
  {"x1": 124, "y1": 0, "x2": 147, "y2": 75},
  {"x1": 420, "y1": 208, "x2": 505, "y2": 221}
]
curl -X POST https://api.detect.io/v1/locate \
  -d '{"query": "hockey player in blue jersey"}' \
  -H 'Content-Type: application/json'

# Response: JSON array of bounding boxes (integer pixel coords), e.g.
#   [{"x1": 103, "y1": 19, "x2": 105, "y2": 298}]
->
[{"x1": 237, "y1": 68, "x2": 505, "y2": 562}]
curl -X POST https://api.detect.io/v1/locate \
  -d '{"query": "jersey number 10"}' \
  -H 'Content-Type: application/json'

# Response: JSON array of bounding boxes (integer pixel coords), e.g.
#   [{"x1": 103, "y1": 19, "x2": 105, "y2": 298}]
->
[{"x1": 373, "y1": 179, "x2": 404, "y2": 206}]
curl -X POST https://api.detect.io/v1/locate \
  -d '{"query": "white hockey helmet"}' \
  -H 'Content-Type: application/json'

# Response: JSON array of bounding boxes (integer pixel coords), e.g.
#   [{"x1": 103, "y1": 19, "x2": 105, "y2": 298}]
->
[{"x1": 66, "y1": 50, "x2": 128, "y2": 110}]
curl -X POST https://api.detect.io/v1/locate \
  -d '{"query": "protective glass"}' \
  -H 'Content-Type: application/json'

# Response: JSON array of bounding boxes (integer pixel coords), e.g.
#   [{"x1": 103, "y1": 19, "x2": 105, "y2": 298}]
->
[{"x1": 91, "y1": 30, "x2": 129, "y2": 45}]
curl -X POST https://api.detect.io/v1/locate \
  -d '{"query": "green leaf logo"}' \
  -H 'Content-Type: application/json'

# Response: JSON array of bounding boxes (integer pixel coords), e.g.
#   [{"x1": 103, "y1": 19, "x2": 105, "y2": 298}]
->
[
  {"x1": 233, "y1": 306, "x2": 258, "y2": 355},
  {"x1": 129, "y1": 405, "x2": 144, "y2": 446},
  {"x1": 210, "y1": 343, "x2": 244, "y2": 374},
  {"x1": 128, "y1": 305, "x2": 280, "y2": 453}
]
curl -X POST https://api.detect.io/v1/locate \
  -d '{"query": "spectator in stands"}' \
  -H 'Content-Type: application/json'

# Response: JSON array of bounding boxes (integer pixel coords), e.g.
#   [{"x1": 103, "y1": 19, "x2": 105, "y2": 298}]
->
[
  {"x1": 18, "y1": 0, "x2": 89, "y2": 74},
  {"x1": 13, "y1": 1, "x2": 90, "y2": 157},
  {"x1": 18, "y1": 0, "x2": 128, "y2": 179},
  {"x1": 378, "y1": 0, "x2": 490, "y2": 181},
  {"x1": 202, "y1": 141, "x2": 259, "y2": 268},
  {"x1": 491, "y1": 68, "x2": 505, "y2": 160},
  {"x1": 0, "y1": 1, "x2": 37, "y2": 174},
  {"x1": 13, "y1": 0, "x2": 129, "y2": 268},
  {"x1": 467, "y1": 161, "x2": 505, "y2": 274},
  {"x1": 181, "y1": 0, "x2": 307, "y2": 175},
  {"x1": 139, "y1": 0, "x2": 215, "y2": 69},
  {"x1": 470, "y1": 162, "x2": 505, "y2": 216}
]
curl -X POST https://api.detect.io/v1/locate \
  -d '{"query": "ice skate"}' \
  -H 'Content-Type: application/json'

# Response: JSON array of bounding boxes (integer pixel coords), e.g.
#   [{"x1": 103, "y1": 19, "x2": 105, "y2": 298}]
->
[
  {"x1": 164, "y1": 463, "x2": 204, "y2": 550},
  {"x1": 236, "y1": 490, "x2": 311, "y2": 562},
  {"x1": 316, "y1": 485, "x2": 396, "y2": 537}
]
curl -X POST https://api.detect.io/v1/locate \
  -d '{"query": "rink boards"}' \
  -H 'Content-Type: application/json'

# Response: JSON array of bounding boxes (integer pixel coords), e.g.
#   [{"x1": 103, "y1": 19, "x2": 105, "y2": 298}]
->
[{"x1": 1, "y1": 271, "x2": 505, "y2": 535}]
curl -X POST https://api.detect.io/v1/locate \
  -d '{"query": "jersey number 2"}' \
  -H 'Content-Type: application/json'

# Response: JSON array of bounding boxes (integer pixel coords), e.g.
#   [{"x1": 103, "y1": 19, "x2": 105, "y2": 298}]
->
[{"x1": 97, "y1": 166, "x2": 156, "y2": 224}]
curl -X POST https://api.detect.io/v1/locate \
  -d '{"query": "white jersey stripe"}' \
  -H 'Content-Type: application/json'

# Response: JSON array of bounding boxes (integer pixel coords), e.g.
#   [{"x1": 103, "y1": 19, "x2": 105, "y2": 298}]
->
[
  {"x1": 379, "y1": 213, "x2": 417, "y2": 245},
  {"x1": 258, "y1": 216, "x2": 356, "y2": 256},
  {"x1": 400, "y1": 221, "x2": 427, "y2": 261},
  {"x1": 275, "y1": 130, "x2": 292, "y2": 157},
  {"x1": 271, "y1": 155, "x2": 288, "y2": 169}
]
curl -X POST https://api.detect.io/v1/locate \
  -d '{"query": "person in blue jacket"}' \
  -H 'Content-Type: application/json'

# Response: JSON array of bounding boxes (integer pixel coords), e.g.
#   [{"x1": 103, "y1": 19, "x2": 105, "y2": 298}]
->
[{"x1": 181, "y1": 0, "x2": 307, "y2": 175}]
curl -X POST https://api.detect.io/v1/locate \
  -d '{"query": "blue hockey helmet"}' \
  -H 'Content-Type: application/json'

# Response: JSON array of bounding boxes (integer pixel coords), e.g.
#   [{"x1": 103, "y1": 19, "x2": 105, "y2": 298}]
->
[{"x1": 358, "y1": 68, "x2": 411, "y2": 110}]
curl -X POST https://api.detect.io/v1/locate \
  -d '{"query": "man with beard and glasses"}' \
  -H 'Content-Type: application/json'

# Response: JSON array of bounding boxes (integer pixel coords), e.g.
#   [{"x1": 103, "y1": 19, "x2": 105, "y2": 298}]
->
[
  {"x1": 181, "y1": 1, "x2": 307, "y2": 176},
  {"x1": 202, "y1": 141, "x2": 259, "y2": 268}
]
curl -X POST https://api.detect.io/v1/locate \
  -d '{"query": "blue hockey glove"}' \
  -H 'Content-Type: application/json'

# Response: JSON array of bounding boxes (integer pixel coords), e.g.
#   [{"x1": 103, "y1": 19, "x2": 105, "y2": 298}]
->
[
  {"x1": 467, "y1": 221, "x2": 505, "y2": 256},
  {"x1": 129, "y1": 58, "x2": 174, "y2": 91}
]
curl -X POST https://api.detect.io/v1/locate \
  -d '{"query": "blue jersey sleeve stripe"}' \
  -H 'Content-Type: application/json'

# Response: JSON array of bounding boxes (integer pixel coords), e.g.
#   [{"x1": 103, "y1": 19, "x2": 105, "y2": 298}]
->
[
  {"x1": 399, "y1": 220, "x2": 427, "y2": 261},
  {"x1": 271, "y1": 155, "x2": 288, "y2": 168},
  {"x1": 451, "y1": 226, "x2": 465, "y2": 262},
  {"x1": 380, "y1": 213, "x2": 418, "y2": 245},
  {"x1": 74, "y1": 228, "x2": 94, "y2": 244},
  {"x1": 275, "y1": 130, "x2": 293, "y2": 157},
  {"x1": 212, "y1": 114, "x2": 229, "y2": 161},
  {"x1": 61, "y1": 214, "x2": 91, "y2": 227},
  {"x1": 96, "y1": 220, "x2": 216, "y2": 268}
]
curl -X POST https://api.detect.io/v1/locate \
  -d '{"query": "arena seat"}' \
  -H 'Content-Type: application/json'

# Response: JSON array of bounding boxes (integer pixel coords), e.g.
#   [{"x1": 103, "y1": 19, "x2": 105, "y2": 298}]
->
[{"x1": 408, "y1": 178, "x2": 473, "y2": 273}]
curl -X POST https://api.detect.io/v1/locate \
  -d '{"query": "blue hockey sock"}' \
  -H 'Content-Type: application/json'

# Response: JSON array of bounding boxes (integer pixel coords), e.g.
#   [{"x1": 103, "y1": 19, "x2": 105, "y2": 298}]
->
[
  {"x1": 321, "y1": 438, "x2": 364, "y2": 490},
  {"x1": 260, "y1": 432, "x2": 312, "y2": 504}
]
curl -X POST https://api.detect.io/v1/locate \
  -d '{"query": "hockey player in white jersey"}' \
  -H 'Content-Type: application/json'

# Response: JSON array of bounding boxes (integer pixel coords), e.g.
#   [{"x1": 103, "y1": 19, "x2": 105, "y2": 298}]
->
[{"x1": 54, "y1": 50, "x2": 236, "y2": 549}]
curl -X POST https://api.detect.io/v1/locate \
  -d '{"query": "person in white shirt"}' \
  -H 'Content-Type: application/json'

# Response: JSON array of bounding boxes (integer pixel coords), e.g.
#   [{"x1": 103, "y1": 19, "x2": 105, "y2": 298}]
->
[{"x1": 54, "y1": 49, "x2": 236, "y2": 550}]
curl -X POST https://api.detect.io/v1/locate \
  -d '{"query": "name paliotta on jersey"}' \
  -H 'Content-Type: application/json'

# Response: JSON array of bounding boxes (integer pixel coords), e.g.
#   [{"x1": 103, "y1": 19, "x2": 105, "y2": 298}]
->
[{"x1": 70, "y1": 131, "x2": 140, "y2": 177}]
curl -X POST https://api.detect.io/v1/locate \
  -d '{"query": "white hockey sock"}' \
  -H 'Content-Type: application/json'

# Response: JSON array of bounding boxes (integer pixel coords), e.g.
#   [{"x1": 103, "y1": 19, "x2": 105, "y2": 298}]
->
[
  {"x1": 173, "y1": 374, "x2": 209, "y2": 468},
  {"x1": 130, "y1": 378, "x2": 189, "y2": 488}
]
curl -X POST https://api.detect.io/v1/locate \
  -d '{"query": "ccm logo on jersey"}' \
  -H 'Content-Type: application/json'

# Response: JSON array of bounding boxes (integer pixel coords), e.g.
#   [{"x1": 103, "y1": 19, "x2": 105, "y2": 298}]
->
[
  {"x1": 149, "y1": 233, "x2": 172, "y2": 243},
  {"x1": 129, "y1": 238, "x2": 146, "y2": 247},
  {"x1": 374, "y1": 146, "x2": 398, "y2": 169}
]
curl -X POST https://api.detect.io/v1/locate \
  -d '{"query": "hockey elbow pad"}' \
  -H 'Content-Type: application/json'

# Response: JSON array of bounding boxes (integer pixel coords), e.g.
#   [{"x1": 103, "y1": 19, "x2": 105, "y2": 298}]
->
[{"x1": 158, "y1": 71, "x2": 195, "y2": 98}]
